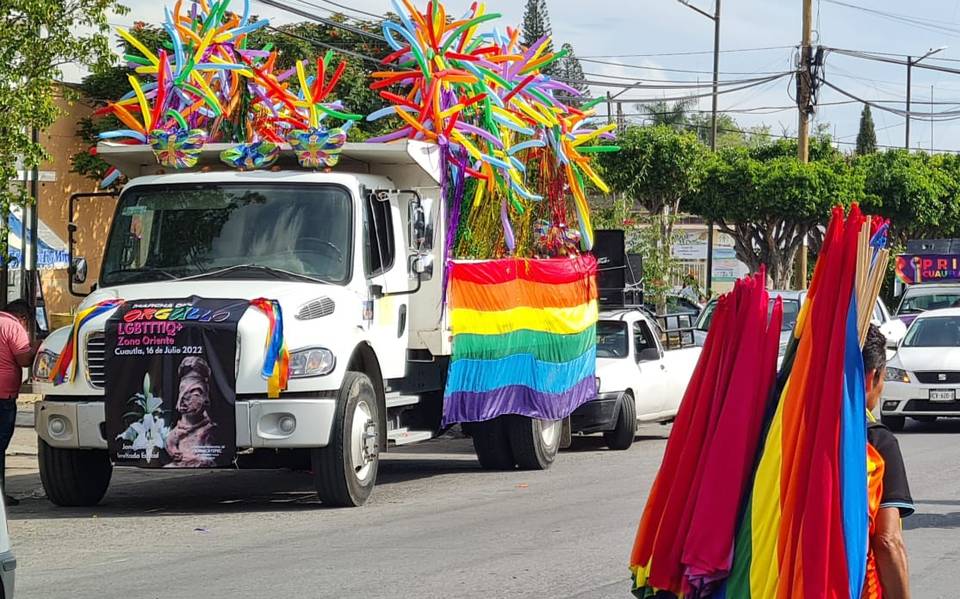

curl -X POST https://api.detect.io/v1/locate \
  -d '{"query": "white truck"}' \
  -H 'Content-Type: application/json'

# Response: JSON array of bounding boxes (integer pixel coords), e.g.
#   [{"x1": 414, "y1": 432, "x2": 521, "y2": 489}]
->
[
  {"x1": 32, "y1": 141, "x2": 563, "y2": 508},
  {"x1": 570, "y1": 308, "x2": 701, "y2": 450}
]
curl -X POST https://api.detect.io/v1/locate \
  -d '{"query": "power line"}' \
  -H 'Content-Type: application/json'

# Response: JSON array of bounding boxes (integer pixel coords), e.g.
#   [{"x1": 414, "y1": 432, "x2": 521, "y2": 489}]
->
[
  {"x1": 577, "y1": 46, "x2": 795, "y2": 59},
  {"x1": 308, "y1": 0, "x2": 385, "y2": 20},
  {"x1": 819, "y1": 79, "x2": 960, "y2": 121},
  {"x1": 256, "y1": 0, "x2": 387, "y2": 43},
  {"x1": 579, "y1": 57, "x2": 788, "y2": 76},
  {"x1": 822, "y1": 0, "x2": 960, "y2": 38}
]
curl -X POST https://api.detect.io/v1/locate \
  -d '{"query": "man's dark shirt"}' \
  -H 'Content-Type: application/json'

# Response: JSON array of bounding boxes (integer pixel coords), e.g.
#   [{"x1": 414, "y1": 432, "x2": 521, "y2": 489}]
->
[{"x1": 868, "y1": 422, "x2": 915, "y2": 517}]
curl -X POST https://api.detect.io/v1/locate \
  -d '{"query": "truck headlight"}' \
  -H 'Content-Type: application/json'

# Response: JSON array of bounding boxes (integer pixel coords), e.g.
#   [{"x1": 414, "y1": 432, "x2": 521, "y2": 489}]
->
[
  {"x1": 884, "y1": 367, "x2": 910, "y2": 383},
  {"x1": 289, "y1": 348, "x2": 335, "y2": 378},
  {"x1": 33, "y1": 350, "x2": 59, "y2": 381}
]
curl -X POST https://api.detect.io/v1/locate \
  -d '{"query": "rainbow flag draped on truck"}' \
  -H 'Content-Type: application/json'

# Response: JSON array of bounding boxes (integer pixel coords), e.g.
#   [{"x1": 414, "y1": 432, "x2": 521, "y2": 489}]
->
[{"x1": 442, "y1": 255, "x2": 598, "y2": 425}]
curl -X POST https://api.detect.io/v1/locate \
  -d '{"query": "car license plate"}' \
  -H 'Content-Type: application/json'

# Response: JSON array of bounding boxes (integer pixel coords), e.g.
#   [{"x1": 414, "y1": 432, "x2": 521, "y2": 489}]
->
[{"x1": 930, "y1": 389, "x2": 956, "y2": 402}]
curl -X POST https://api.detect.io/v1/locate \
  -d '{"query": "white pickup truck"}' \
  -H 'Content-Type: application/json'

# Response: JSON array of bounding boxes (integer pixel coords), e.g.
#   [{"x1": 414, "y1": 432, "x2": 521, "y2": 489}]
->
[{"x1": 570, "y1": 308, "x2": 701, "y2": 449}]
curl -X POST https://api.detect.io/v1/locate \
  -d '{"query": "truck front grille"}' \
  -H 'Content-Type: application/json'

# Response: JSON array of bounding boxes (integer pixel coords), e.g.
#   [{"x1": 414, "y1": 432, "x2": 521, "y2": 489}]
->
[
  {"x1": 915, "y1": 371, "x2": 960, "y2": 384},
  {"x1": 85, "y1": 333, "x2": 106, "y2": 389}
]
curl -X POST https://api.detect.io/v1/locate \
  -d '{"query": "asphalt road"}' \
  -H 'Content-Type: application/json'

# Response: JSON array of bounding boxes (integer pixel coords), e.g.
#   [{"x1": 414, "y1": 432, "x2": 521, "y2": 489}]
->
[{"x1": 6, "y1": 419, "x2": 960, "y2": 599}]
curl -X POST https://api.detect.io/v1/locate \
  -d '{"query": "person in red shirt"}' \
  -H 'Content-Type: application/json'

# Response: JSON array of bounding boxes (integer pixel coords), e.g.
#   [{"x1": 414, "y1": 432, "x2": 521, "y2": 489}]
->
[{"x1": 0, "y1": 300, "x2": 36, "y2": 506}]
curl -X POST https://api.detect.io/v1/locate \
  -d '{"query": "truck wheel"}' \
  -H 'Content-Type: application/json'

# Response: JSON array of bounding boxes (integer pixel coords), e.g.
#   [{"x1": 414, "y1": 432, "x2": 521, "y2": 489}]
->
[
  {"x1": 881, "y1": 415, "x2": 906, "y2": 432},
  {"x1": 471, "y1": 417, "x2": 516, "y2": 470},
  {"x1": 311, "y1": 372, "x2": 380, "y2": 507},
  {"x1": 507, "y1": 415, "x2": 561, "y2": 470},
  {"x1": 603, "y1": 393, "x2": 637, "y2": 450},
  {"x1": 38, "y1": 439, "x2": 112, "y2": 507}
]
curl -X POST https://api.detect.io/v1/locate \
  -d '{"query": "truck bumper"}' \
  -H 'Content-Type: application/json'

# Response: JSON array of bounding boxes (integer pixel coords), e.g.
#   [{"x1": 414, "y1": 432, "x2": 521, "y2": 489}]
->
[
  {"x1": 570, "y1": 392, "x2": 624, "y2": 434},
  {"x1": 35, "y1": 398, "x2": 337, "y2": 450}
]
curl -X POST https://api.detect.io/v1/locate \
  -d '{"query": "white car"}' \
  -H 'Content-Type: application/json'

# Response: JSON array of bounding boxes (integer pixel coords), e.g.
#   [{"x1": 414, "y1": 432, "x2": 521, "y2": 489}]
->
[
  {"x1": 694, "y1": 290, "x2": 906, "y2": 361},
  {"x1": 882, "y1": 307, "x2": 960, "y2": 430},
  {"x1": 570, "y1": 309, "x2": 702, "y2": 450}
]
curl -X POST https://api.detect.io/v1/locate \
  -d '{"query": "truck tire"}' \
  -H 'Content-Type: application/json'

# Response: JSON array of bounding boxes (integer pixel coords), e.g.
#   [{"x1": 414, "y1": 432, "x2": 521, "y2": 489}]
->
[
  {"x1": 471, "y1": 417, "x2": 516, "y2": 470},
  {"x1": 881, "y1": 415, "x2": 906, "y2": 432},
  {"x1": 38, "y1": 439, "x2": 112, "y2": 507},
  {"x1": 507, "y1": 415, "x2": 560, "y2": 470},
  {"x1": 603, "y1": 393, "x2": 637, "y2": 450},
  {"x1": 311, "y1": 372, "x2": 380, "y2": 507}
]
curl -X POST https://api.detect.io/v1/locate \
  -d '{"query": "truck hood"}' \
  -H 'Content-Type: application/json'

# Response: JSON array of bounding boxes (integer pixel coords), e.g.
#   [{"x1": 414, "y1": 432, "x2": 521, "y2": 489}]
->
[
  {"x1": 595, "y1": 358, "x2": 634, "y2": 394},
  {"x1": 81, "y1": 280, "x2": 358, "y2": 312},
  {"x1": 37, "y1": 280, "x2": 364, "y2": 396},
  {"x1": 892, "y1": 346, "x2": 960, "y2": 373}
]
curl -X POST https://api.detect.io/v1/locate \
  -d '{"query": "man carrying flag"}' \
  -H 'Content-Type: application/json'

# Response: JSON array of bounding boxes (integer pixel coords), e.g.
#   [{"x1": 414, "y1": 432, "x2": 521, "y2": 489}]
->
[{"x1": 862, "y1": 324, "x2": 914, "y2": 599}]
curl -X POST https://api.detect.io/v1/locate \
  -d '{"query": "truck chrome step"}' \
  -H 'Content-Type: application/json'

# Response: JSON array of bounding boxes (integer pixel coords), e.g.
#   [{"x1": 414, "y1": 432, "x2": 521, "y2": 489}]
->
[
  {"x1": 387, "y1": 428, "x2": 434, "y2": 445},
  {"x1": 385, "y1": 393, "x2": 420, "y2": 409}
]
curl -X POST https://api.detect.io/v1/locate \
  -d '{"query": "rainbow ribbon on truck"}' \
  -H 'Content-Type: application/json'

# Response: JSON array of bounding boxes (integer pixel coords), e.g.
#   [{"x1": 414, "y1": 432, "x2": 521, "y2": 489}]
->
[{"x1": 442, "y1": 255, "x2": 598, "y2": 425}]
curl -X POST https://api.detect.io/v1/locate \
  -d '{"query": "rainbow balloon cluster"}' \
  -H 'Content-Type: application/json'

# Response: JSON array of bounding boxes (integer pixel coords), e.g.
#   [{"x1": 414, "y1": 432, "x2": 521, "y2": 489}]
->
[
  {"x1": 367, "y1": 0, "x2": 618, "y2": 254},
  {"x1": 96, "y1": 0, "x2": 360, "y2": 180}
]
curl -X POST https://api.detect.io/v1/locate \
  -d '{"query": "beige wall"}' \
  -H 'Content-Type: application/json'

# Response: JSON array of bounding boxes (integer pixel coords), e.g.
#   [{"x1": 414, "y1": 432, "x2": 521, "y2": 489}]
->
[{"x1": 34, "y1": 89, "x2": 117, "y2": 319}]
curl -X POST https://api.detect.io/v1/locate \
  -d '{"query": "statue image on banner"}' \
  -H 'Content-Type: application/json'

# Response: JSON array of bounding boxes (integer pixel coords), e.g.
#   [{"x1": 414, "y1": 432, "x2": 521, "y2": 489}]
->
[{"x1": 166, "y1": 357, "x2": 221, "y2": 468}]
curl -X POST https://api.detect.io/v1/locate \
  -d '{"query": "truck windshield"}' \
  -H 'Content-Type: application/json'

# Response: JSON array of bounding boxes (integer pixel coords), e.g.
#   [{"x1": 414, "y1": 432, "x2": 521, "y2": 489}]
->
[
  {"x1": 897, "y1": 291, "x2": 960, "y2": 315},
  {"x1": 101, "y1": 184, "x2": 352, "y2": 286},
  {"x1": 597, "y1": 321, "x2": 628, "y2": 358}
]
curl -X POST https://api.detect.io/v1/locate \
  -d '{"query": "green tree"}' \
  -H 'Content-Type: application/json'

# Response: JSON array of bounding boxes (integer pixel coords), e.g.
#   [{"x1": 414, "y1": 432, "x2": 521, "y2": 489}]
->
[
  {"x1": 689, "y1": 142, "x2": 862, "y2": 288},
  {"x1": 1, "y1": 0, "x2": 126, "y2": 244},
  {"x1": 597, "y1": 125, "x2": 707, "y2": 308},
  {"x1": 856, "y1": 104, "x2": 878, "y2": 155},
  {"x1": 556, "y1": 42, "x2": 588, "y2": 106},
  {"x1": 856, "y1": 149, "x2": 959, "y2": 243},
  {"x1": 521, "y1": 0, "x2": 556, "y2": 74},
  {"x1": 637, "y1": 98, "x2": 696, "y2": 129}
]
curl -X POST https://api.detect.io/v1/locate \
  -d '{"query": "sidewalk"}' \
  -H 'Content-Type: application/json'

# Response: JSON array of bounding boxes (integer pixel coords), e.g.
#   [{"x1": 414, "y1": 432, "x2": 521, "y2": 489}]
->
[{"x1": 15, "y1": 394, "x2": 37, "y2": 431}]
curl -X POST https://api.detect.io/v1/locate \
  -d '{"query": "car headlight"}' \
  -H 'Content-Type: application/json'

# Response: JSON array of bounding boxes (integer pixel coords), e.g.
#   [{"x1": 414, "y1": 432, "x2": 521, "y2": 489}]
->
[
  {"x1": 289, "y1": 347, "x2": 335, "y2": 378},
  {"x1": 33, "y1": 350, "x2": 59, "y2": 381},
  {"x1": 884, "y1": 367, "x2": 910, "y2": 383}
]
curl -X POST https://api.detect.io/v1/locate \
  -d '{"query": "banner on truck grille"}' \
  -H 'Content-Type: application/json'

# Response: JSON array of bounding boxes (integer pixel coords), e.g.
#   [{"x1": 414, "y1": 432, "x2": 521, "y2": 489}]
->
[
  {"x1": 442, "y1": 255, "x2": 598, "y2": 425},
  {"x1": 105, "y1": 297, "x2": 248, "y2": 468}
]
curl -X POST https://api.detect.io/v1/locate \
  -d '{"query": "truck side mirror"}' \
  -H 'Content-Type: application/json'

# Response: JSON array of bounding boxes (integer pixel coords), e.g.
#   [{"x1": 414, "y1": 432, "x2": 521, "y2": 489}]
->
[
  {"x1": 412, "y1": 254, "x2": 433, "y2": 276},
  {"x1": 71, "y1": 257, "x2": 88, "y2": 285}
]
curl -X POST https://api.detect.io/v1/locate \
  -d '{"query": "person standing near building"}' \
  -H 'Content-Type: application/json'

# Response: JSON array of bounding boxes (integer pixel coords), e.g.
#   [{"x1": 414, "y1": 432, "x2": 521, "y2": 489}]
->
[{"x1": 0, "y1": 300, "x2": 37, "y2": 506}]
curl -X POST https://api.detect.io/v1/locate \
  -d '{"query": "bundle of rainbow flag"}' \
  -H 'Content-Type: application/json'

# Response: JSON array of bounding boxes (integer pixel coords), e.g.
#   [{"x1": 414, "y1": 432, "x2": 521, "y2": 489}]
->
[
  {"x1": 630, "y1": 205, "x2": 890, "y2": 599},
  {"x1": 442, "y1": 255, "x2": 598, "y2": 425}
]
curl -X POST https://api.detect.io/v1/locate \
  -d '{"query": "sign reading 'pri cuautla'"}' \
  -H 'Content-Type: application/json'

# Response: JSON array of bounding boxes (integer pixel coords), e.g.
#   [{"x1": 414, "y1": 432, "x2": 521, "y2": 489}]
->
[
  {"x1": 105, "y1": 297, "x2": 248, "y2": 468},
  {"x1": 896, "y1": 254, "x2": 960, "y2": 284}
]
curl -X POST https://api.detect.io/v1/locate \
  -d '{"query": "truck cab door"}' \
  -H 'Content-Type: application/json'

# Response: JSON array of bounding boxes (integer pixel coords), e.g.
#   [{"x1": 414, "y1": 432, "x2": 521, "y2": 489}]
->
[
  {"x1": 633, "y1": 320, "x2": 668, "y2": 417},
  {"x1": 362, "y1": 190, "x2": 410, "y2": 379}
]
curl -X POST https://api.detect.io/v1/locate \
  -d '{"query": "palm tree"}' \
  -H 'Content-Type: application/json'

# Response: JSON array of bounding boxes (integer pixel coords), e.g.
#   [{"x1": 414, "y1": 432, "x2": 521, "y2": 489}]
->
[{"x1": 637, "y1": 98, "x2": 697, "y2": 129}]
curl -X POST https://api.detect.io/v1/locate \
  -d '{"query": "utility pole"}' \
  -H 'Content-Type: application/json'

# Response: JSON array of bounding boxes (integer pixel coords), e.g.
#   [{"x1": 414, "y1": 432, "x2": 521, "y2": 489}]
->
[
  {"x1": 607, "y1": 91, "x2": 612, "y2": 125},
  {"x1": 798, "y1": 0, "x2": 813, "y2": 163},
  {"x1": 905, "y1": 47, "x2": 946, "y2": 149},
  {"x1": 796, "y1": 0, "x2": 814, "y2": 288}
]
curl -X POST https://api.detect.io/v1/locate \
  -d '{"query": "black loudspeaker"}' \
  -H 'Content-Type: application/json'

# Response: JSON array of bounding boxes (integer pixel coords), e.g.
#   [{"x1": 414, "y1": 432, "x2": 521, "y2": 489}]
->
[
  {"x1": 626, "y1": 253, "x2": 643, "y2": 287},
  {"x1": 592, "y1": 230, "x2": 626, "y2": 306}
]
